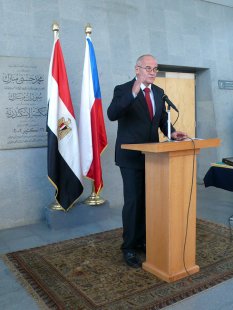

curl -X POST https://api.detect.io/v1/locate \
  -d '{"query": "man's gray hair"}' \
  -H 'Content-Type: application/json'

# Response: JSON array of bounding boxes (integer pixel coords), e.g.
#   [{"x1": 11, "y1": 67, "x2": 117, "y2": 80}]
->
[{"x1": 136, "y1": 54, "x2": 156, "y2": 66}]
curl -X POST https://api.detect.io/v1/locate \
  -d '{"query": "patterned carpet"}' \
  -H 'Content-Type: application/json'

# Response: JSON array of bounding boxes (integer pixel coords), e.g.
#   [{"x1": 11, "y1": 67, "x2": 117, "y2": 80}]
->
[{"x1": 3, "y1": 219, "x2": 233, "y2": 309}]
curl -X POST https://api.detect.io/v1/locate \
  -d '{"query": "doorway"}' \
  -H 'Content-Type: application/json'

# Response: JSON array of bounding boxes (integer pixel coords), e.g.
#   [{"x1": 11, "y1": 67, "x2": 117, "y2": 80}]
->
[{"x1": 154, "y1": 72, "x2": 195, "y2": 140}]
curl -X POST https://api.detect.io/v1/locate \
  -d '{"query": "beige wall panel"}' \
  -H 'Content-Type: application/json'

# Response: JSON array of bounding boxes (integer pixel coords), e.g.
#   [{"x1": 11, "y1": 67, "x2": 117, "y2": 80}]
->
[
  {"x1": 154, "y1": 74, "x2": 195, "y2": 141},
  {"x1": 166, "y1": 77, "x2": 195, "y2": 137},
  {"x1": 154, "y1": 77, "x2": 166, "y2": 90}
]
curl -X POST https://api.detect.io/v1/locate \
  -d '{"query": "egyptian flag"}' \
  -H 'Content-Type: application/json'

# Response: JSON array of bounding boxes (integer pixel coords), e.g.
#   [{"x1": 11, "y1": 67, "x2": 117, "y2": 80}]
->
[
  {"x1": 47, "y1": 31, "x2": 83, "y2": 210},
  {"x1": 79, "y1": 37, "x2": 107, "y2": 194}
]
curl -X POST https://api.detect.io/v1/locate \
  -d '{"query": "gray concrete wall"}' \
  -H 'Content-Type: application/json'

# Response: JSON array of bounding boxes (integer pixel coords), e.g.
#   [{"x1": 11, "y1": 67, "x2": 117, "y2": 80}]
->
[{"x1": 0, "y1": 0, "x2": 233, "y2": 229}]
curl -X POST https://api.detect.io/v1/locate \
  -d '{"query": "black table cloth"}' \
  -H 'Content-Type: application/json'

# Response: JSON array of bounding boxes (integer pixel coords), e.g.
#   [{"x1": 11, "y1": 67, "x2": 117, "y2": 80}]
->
[{"x1": 204, "y1": 166, "x2": 233, "y2": 192}]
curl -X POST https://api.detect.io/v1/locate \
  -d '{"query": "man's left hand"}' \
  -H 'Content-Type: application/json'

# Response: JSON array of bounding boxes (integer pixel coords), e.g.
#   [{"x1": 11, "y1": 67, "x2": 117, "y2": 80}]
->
[{"x1": 171, "y1": 131, "x2": 188, "y2": 141}]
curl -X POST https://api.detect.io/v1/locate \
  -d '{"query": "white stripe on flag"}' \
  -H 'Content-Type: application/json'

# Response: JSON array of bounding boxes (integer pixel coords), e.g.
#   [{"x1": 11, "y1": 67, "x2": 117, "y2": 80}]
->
[{"x1": 79, "y1": 39, "x2": 95, "y2": 176}]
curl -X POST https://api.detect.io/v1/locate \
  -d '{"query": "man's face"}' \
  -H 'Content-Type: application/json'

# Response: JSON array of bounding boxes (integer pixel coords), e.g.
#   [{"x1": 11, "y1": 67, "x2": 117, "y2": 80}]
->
[{"x1": 135, "y1": 56, "x2": 158, "y2": 86}]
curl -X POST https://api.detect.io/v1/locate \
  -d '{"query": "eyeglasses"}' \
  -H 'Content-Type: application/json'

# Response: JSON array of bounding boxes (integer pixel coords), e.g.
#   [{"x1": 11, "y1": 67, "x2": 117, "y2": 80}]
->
[{"x1": 137, "y1": 65, "x2": 159, "y2": 73}]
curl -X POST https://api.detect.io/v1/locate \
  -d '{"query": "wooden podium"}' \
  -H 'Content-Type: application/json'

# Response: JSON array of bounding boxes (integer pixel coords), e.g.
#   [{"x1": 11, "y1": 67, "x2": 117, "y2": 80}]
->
[{"x1": 122, "y1": 138, "x2": 220, "y2": 282}]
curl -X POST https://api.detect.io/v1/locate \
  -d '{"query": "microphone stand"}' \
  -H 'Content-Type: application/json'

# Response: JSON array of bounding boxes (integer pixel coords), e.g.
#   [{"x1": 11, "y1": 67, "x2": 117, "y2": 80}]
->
[{"x1": 167, "y1": 104, "x2": 172, "y2": 141}]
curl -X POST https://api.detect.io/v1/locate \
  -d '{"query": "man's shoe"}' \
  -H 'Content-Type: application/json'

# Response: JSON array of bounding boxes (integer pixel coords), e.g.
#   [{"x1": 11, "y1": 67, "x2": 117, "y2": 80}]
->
[
  {"x1": 136, "y1": 243, "x2": 146, "y2": 254},
  {"x1": 123, "y1": 250, "x2": 142, "y2": 268}
]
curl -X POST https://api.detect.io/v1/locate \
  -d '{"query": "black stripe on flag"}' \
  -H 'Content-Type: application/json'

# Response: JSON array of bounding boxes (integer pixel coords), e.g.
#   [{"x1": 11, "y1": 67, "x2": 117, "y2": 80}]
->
[{"x1": 47, "y1": 128, "x2": 83, "y2": 210}]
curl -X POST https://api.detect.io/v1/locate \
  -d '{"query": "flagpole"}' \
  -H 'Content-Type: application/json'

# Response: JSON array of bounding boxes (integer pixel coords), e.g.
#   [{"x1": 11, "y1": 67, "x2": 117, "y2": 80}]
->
[
  {"x1": 49, "y1": 22, "x2": 65, "y2": 212},
  {"x1": 82, "y1": 23, "x2": 106, "y2": 206}
]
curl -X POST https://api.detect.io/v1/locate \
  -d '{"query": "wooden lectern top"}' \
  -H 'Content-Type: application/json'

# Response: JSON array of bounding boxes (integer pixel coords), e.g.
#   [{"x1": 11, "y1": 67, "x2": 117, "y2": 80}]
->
[{"x1": 121, "y1": 138, "x2": 221, "y2": 153}]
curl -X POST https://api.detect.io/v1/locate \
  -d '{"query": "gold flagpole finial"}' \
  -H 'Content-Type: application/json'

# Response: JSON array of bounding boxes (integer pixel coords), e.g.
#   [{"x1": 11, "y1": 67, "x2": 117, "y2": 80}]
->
[
  {"x1": 85, "y1": 23, "x2": 92, "y2": 37},
  {"x1": 52, "y1": 22, "x2": 59, "y2": 40},
  {"x1": 52, "y1": 22, "x2": 59, "y2": 32}
]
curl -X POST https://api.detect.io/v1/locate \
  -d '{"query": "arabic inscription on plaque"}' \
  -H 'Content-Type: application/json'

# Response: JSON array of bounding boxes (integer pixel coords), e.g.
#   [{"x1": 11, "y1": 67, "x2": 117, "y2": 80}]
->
[{"x1": 0, "y1": 57, "x2": 49, "y2": 149}]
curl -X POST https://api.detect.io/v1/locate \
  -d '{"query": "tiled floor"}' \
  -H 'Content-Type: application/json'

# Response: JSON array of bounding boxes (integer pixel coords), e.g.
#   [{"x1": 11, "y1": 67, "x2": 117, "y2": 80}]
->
[{"x1": 0, "y1": 184, "x2": 233, "y2": 309}]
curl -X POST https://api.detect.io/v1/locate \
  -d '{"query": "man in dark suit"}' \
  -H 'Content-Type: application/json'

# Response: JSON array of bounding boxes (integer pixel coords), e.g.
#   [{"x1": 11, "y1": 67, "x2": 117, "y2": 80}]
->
[{"x1": 107, "y1": 54, "x2": 187, "y2": 268}]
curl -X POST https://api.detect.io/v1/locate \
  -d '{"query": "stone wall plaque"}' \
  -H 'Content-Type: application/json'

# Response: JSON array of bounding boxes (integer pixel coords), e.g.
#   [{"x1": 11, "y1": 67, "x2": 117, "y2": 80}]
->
[
  {"x1": 218, "y1": 80, "x2": 233, "y2": 90},
  {"x1": 0, "y1": 56, "x2": 49, "y2": 149}
]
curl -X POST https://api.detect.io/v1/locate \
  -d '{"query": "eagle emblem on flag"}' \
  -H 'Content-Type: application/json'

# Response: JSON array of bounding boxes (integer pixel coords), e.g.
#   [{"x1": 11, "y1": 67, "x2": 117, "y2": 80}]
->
[{"x1": 57, "y1": 117, "x2": 71, "y2": 140}]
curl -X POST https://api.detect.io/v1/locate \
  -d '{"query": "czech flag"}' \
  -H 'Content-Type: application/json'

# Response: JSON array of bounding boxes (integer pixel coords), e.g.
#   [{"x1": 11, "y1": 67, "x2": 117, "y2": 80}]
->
[
  {"x1": 47, "y1": 31, "x2": 83, "y2": 210},
  {"x1": 79, "y1": 37, "x2": 107, "y2": 194}
]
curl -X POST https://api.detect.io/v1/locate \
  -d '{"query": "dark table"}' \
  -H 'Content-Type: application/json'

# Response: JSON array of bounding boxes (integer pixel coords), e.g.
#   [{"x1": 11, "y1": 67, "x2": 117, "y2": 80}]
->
[
  {"x1": 204, "y1": 165, "x2": 233, "y2": 230},
  {"x1": 204, "y1": 166, "x2": 233, "y2": 192}
]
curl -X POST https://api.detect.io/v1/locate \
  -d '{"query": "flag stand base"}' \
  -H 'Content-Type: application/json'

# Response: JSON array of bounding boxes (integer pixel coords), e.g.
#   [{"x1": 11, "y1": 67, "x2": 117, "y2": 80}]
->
[
  {"x1": 83, "y1": 191, "x2": 105, "y2": 206},
  {"x1": 50, "y1": 202, "x2": 64, "y2": 211}
]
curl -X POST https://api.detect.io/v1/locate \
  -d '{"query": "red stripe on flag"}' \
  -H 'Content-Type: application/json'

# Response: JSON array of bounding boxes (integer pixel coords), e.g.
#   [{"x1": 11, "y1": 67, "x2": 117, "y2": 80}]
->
[
  {"x1": 52, "y1": 40, "x2": 75, "y2": 118},
  {"x1": 86, "y1": 98, "x2": 107, "y2": 193}
]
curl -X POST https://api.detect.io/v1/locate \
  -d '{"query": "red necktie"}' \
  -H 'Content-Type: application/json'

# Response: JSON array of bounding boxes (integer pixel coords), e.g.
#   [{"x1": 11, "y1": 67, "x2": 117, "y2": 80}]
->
[{"x1": 144, "y1": 87, "x2": 153, "y2": 120}]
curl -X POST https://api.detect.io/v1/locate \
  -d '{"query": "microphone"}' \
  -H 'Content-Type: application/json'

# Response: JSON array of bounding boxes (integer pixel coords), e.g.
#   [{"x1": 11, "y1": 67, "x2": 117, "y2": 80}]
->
[{"x1": 162, "y1": 94, "x2": 179, "y2": 112}]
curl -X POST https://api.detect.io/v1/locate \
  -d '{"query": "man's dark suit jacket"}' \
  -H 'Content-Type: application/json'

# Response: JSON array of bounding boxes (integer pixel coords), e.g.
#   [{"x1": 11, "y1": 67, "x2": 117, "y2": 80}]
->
[{"x1": 107, "y1": 79, "x2": 175, "y2": 169}]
